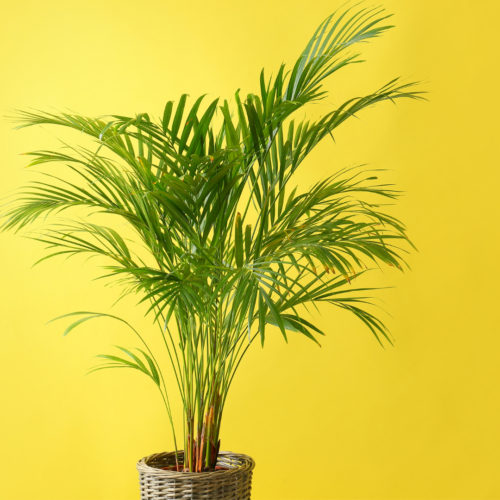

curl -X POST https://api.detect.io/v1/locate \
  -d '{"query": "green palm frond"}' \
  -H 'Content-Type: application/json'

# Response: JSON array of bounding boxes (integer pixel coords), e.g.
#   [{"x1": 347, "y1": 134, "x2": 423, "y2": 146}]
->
[{"x1": 89, "y1": 346, "x2": 161, "y2": 388}]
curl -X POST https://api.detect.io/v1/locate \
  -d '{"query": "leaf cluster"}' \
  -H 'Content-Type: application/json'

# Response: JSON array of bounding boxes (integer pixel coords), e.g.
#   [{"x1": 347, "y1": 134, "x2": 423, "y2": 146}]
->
[{"x1": 1, "y1": 3, "x2": 423, "y2": 470}]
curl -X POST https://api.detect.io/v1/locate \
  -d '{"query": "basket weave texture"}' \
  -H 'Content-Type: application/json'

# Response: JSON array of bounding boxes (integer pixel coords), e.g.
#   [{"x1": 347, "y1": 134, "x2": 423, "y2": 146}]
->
[{"x1": 137, "y1": 450, "x2": 255, "y2": 500}]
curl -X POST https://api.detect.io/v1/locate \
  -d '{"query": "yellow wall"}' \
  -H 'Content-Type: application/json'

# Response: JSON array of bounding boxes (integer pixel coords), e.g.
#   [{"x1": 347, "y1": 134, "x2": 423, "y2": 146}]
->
[{"x1": 1, "y1": 1, "x2": 499, "y2": 499}]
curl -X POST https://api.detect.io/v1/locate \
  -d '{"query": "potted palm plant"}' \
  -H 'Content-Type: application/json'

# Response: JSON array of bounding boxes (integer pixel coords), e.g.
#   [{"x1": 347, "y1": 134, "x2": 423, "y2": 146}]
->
[{"x1": 2, "y1": 3, "x2": 422, "y2": 499}]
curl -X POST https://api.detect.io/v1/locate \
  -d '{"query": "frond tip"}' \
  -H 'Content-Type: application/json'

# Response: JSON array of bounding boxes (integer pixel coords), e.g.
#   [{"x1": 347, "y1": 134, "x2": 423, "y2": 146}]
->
[{"x1": 89, "y1": 346, "x2": 161, "y2": 387}]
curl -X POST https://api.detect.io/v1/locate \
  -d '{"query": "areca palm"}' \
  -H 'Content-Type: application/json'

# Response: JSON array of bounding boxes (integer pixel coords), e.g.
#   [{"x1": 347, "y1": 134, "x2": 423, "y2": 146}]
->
[{"x1": 2, "y1": 3, "x2": 423, "y2": 472}]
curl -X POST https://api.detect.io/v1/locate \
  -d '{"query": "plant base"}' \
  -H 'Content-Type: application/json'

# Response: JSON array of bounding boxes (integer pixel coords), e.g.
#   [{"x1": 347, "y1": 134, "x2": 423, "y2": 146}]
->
[{"x1": 137, "y1": 450, "x2": 255, "y2": 500}]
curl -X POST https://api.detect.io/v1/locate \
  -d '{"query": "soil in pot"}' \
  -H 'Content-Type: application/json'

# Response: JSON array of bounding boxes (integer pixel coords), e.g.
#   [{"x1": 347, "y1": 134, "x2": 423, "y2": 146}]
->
[{"x1": 161, "y1": 465, "x2": 230, "y2": 472}]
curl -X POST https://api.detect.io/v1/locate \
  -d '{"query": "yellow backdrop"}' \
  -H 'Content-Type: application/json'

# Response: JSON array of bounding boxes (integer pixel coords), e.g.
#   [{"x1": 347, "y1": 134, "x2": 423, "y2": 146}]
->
[{"x1": 1, "y1": 1, "x2": 499, "y2": 499}]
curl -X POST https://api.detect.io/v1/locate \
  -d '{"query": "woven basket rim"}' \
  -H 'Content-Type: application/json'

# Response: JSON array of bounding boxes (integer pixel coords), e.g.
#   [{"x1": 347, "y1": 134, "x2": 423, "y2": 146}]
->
[{"x1": 137, "y1": 450, "x2": 255, "y2": 478}]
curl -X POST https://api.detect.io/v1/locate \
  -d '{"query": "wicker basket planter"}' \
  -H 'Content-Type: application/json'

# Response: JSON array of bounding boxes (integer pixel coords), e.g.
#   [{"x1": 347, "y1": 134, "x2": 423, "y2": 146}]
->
[{"x1": 137, "y1": 450, "x2": 255, "y2": 500}]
